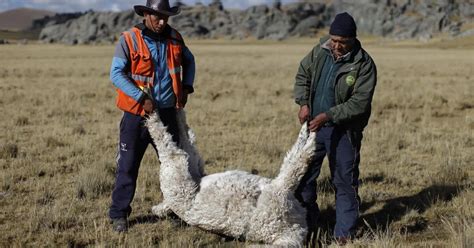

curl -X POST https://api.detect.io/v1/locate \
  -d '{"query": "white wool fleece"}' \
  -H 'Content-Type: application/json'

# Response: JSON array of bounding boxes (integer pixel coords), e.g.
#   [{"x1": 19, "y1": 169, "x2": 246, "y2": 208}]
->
[{"x1": 146, "y1": 110, "x2": 316, "y2": 247}]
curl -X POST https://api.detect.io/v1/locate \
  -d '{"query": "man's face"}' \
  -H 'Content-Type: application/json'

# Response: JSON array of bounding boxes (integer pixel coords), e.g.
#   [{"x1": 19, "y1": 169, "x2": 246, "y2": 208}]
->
[
  {"x1": 144, "y1": 12, "x2": 169, "y2": 33},
  {"x1": 330, "y1": 35, "x2": 355, "y2": 59}
]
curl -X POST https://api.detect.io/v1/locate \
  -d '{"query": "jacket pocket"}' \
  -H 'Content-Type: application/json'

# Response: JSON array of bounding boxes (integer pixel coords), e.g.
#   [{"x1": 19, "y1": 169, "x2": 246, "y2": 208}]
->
[{"x1": 129, "y1": 52, "x2": 152, "y2": 77}]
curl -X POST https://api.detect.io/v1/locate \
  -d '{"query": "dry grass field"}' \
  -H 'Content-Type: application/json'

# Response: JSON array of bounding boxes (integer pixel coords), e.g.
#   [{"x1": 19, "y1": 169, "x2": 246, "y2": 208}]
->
[{"x1": 0, "y1": 37, "x2": 473, "y2": 247}]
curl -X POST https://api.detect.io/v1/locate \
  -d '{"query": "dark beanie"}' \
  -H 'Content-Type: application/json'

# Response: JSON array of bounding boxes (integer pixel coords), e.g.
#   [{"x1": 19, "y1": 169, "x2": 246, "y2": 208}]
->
[{"x1": 329, "y1": 12, "x2": 357, "y2": 37}]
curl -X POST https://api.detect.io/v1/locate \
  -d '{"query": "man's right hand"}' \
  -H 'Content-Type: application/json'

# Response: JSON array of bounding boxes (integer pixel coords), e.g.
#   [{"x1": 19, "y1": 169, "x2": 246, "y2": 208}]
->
[
  {"x1": 298, "y1": 105, "x2": 310, "y2": 124},
  {"x1": 142, "y1": 97, "x2": 154, "y2": 114}
]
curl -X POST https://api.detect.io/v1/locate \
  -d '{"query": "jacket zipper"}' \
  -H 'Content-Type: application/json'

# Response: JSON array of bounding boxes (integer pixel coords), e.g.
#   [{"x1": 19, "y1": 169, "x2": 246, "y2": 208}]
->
[
  {"x1": 155, "y1": 41, "x2": 160, "y2": 104},
  {"x1": 320, "y1": 62, "x2": 335, "y2": 113}
]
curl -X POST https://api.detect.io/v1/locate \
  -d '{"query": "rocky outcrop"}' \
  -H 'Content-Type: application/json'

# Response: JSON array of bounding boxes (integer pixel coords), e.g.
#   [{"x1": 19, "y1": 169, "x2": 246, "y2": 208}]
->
[
  {"x1": 39, "y1": 11, "x2": 140, "y2": 44},
  {"x1": 31, "y1": 12, "x2": 84, "y2": 30},
  {"x1": 38, "y1": 0, "x2": 473, "y2": 44},
  {"x1": 333, "y1": 0, "x2": 473, "y2": 40}
]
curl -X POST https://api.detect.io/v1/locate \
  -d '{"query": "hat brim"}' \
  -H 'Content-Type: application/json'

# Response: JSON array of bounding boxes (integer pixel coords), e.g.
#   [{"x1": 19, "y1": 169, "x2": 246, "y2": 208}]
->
[{"x1": 134, "y1": 5, "x2": 180, "y2": 17}]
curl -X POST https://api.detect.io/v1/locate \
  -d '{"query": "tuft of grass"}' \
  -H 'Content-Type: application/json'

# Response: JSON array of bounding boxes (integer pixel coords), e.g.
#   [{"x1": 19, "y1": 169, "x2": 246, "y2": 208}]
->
[
  {"x1": 36, "y1": 188, "x2": 55, "y2": 206},
  {"x1": 44, "y1": 136, "x2": 66, "y2": 148},
  {"x1": 72, "y1": 125, "x2": 86, "y2": 135},
  {"x1": 395, "y1": 209, "x2": 427, "y2": 234},
  {"x1": 0, "y1": 143, "x2": 18, "y2": 159},
  {"x1": 442, "y1": 217, "x2": 474, "y2": 248},
  {"x1": 76, "y1": 161, "x2": 115, "y2": 199},
  {"x1": 15, "y1": 116, "x2": 29, "y2": 126},
  {"x1": 355, "y1": 221, "x2": 401, "y2": 248},
  {"x1": 1, "y1": 172, "x2": 12, "y2": 191},
  {"x1": 434, "y1": 156, "x2": 470, "y2": 186}
]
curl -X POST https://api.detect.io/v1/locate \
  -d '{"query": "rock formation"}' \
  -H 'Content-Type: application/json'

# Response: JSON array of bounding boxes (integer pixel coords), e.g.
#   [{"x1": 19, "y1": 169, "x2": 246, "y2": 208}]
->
[{"x1": 36, "y1": 0, "x2": 473, "y2": 44}]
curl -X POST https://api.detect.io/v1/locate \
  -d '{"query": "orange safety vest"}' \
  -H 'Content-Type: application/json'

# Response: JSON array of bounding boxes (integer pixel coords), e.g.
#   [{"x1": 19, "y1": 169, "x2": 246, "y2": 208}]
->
[{"x1": 116, "y1": 26, "x2": 185, "y2": 116}]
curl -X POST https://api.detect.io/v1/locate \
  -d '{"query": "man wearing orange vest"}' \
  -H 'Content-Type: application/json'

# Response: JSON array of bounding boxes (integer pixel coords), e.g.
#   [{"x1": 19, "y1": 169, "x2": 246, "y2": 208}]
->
[{"x1": 108, "y1": 0, "x2": 195, "y2": 232}]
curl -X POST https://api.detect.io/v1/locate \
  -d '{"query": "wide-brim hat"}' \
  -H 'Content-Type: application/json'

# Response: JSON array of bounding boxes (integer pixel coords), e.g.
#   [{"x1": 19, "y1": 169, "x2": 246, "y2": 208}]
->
[{"x1": 134, "y1": 0, "x2": 181, "y2": 17}]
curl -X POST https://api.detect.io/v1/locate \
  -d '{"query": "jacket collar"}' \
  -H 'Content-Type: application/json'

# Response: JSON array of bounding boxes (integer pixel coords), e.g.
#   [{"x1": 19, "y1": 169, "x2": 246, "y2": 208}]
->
[
  {"x1": 319, "y1": 35, "x2": 363, "y2": 64},
  {"x1": 136, "y1": 22, "x2": 172, "y2": 41}
]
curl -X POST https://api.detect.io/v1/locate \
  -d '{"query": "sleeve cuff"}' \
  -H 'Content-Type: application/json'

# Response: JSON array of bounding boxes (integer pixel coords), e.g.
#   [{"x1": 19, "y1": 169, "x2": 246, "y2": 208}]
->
[
  {"x1": 183, "y1": 85, "x2": 194, "y2": 94},
  {"x1": 326, "y1": 110, "x2": 335, "y2": 122},
  {"x1": 136, "y1": 91, "x2": 146, "y2": 103},
  {"x1": 297, "y1": 99, "x2": 309, "y2": 106}
]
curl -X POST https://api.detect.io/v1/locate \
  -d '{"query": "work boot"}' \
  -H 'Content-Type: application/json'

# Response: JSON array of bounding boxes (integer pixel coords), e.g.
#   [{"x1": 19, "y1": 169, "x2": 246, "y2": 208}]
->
[{"x1": 112, "y1": 217, "x2": 128, "y2": 233}]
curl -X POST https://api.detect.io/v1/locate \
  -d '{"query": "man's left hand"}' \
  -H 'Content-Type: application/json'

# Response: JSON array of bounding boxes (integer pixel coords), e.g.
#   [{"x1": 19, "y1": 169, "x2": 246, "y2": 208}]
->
[{"x1": 309, "y1": 113, "x2": 330, "y2": 132}]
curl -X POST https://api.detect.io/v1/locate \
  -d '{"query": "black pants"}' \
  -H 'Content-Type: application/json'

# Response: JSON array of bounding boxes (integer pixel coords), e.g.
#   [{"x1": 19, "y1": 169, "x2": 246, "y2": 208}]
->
[
  {"x1": 109, "y1": 108, "x2": 179, "y2": 219},
  {"x1": 295, "y1": 126, "x2": 362, "y2": 238}
]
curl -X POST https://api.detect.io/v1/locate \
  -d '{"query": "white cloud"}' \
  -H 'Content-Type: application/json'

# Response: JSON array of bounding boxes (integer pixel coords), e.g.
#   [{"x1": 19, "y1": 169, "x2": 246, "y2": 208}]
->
[{"x1": 110, "y1": 3, "x2": 121, "y2": 12}]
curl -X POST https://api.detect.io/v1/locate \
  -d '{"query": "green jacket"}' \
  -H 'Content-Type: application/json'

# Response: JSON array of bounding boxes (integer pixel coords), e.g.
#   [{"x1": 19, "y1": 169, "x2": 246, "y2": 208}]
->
[{"x1": 294, "y1": 36, "x2": 377, "y2": 134}]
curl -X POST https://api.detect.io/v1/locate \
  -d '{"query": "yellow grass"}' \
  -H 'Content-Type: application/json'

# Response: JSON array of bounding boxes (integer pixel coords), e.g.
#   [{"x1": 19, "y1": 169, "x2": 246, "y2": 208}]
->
[{"x1": 0, "y1": 38, "x2": 473, "y2": 247}]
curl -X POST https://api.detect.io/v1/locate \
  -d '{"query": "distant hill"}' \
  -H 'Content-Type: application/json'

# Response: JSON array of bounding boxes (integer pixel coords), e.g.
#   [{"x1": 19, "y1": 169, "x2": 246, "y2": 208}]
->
[{"x1": 0, "y1": 8, "x2": 55, "y2": 31}]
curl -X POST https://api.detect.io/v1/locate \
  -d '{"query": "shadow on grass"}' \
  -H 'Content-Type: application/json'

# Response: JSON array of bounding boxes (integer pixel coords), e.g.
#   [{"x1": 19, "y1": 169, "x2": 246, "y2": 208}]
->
[
  {"x1": 128, "y1": 213, "x2": 188, "y2": 228},
  {"x1": 128, "y1": 214, "x2": 160, "y2": 227},
  {"x1": 360, "y1": 184, "x2": 463, "y2": 233},
  {"x1": 361, "y1": 173, "x2": 386, "y2": 184},
  {"x1": 130, "y1": 184, "x2": 462, "y2": 246},
  {"x1": 312, "y1": 183, "x2": 463, "y2": 244}
]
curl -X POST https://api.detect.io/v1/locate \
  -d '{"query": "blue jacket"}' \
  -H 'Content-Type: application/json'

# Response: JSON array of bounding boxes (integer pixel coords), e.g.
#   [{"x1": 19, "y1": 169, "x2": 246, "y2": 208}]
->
[{"x1": 110, "y1": 27, "x2": 195, "y2": 108}]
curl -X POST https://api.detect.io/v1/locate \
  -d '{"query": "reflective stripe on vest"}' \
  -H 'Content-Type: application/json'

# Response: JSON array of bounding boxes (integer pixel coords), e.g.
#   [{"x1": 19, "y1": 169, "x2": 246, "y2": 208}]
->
[
  {"x1": 129, "y1": 73, "x2": 153, "y2": 85},
  {"x1": 115, "y1": 27, "x2": 185, "y2": 115}
]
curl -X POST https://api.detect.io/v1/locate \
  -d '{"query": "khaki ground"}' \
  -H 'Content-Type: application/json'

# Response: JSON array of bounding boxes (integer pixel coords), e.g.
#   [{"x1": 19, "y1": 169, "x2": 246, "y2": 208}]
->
[{"x1": 0, "y1": 37, "x2": 473, "y2": 247}]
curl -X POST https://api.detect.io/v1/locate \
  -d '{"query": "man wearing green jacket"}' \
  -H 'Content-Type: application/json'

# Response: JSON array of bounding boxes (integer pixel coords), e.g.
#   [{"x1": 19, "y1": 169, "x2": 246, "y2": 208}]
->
[{"x1": 294, "y1": 12, "x2": 377, "y2": 244}]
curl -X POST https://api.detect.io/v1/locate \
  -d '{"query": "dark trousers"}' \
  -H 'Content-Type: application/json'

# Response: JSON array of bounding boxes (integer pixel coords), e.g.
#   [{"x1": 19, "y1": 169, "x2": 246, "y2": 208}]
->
[
  {"x1": 109, "y1": 108, "x2": 179, "y2": 220},
  {"x1": 296, "y1": 126, "x2": 362, "y2": 238}
]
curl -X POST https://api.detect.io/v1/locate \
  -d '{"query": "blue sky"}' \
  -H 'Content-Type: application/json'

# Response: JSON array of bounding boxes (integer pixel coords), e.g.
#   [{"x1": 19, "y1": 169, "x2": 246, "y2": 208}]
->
[{"x1": 0, "y1": 0, "x2": 298, "y2": 13}]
